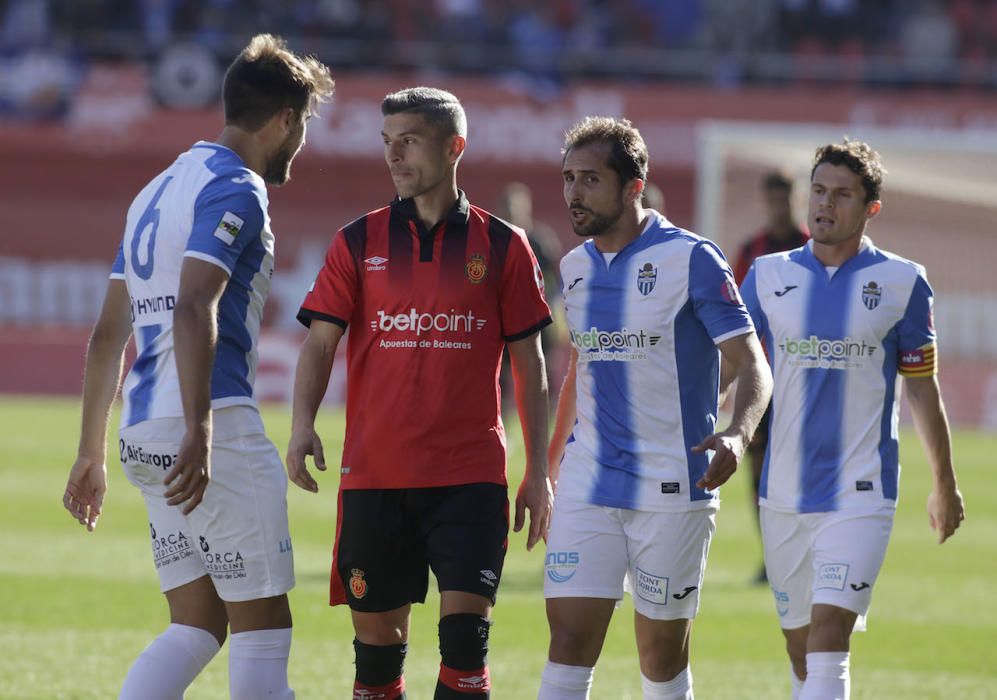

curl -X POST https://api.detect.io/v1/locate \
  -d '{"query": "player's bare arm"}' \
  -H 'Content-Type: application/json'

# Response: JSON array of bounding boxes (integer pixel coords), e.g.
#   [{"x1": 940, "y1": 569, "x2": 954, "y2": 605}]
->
[
  {"x1": 905, "y1": 374, "x2": 965, "y2": 543},
  {"x1": 167, "y1": 257, "x2": 229, "y2": 515},
  {"x1": 507, "y1": 331, "x2": 553, "y2": 550},
  {"x1": 693, "y1": 331, "x2": 772, "y2": 490},
  {"x1": 64, "y1": 279, "x2": 132, "y2": 531},
  {"x1": 717, "y1": 355, "x2": 738, "y2": 406},
  {"x1": 547, "y1": 346, "x2": 578, "y2": 488},
  {"x1": 287, "y1": 319, "x2": 344, "y2": 493}
]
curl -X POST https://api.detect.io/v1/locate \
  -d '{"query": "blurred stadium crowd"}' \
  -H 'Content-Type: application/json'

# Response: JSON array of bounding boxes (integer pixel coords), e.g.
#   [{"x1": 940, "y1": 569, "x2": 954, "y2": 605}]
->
[{"x1": 3, "y1": 0, "x2": 997, "y2": 120}]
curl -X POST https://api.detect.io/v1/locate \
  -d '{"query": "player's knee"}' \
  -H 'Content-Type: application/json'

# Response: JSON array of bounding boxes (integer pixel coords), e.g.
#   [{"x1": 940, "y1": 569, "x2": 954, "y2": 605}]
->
[
  {"x1": 438, "y1": 613, "x2": 490, "y2": 669},
  {"x1": 636, "y1": 623, "x2": 689, "y2": 680},
  {"x1": 809, "y1": 605, "x2": 855, "y2": 651},
  {"x1": 226, "y1": 594, "x2": 292, "y2": 635},
  {"x1": 354, "y1": 639, "x2": 407, "y2": 685},
  {"x1": 168, "y1": 600, "x2": 228, "y2": 647},
  {"x1": 637, "y1": 643, "x2": 688, "y2": 681},
  {"x1": 548, "y1": 622, "x2": 601, "y2": 666}
]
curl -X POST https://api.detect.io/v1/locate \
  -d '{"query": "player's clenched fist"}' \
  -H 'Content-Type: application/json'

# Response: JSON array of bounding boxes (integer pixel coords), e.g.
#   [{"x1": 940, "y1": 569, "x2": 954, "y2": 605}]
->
[
  {"x1": 692, "y1": 430, "x2": 746, "y2": 491},
  {"x1": 286, "y1": 429, "x2": 326, "y2": 493}
]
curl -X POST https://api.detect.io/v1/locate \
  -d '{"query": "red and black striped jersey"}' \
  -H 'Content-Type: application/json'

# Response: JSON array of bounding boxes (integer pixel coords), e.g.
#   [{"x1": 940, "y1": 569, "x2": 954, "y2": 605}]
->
[{"x1": 298, "y1": 191, "x2": 552, "y2": 489}]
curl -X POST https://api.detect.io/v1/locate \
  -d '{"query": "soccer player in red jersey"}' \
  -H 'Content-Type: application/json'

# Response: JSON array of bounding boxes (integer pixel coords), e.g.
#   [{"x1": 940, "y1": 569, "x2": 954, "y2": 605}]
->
[
  {"x1": 732, "y1": 171, "x2": 810, "y2": 584},
  {"x1": 732, "y1": 171, "x2": 810, "y2": 287},
  {"x1": 286, "y1": 87, "x2": 554, "y2": 699}
]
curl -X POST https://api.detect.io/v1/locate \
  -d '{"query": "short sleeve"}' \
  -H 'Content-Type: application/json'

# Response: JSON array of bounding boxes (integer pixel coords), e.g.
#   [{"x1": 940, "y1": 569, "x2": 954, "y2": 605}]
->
[
  {"x1": 688, "y1": 241, "x2": 754, "y2": 345},
  {"x1": 500, "y1": 229, "x2": 552, "y2": 342},
  {"x1": 739, "y1": 264, "x2": 768, "y2": 340},
  {"x1": 297, "y1": 228, "x2": 359, "y2": 329},
  {"x1": 109, "y1": 242, "x2": 125, "y2": 279},
  {"x1": 898, "y1": 272, "x2": 937, "y2": 377},
  {"x1": 184, "y1": 180, "x2": 265, "y2": 276}
]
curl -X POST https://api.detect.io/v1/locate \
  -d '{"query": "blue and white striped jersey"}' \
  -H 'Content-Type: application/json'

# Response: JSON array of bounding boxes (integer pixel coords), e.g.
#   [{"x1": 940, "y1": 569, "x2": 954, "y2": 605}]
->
[
  {"x1": 110, "y1": 142, "x2": 274, "y2": 428},
  {"x1": 741, "y1": 239, "x2": 936, "y2": 514},
  {"x1": 558, "y1": 211, "x2": 754, "y2": 512}
]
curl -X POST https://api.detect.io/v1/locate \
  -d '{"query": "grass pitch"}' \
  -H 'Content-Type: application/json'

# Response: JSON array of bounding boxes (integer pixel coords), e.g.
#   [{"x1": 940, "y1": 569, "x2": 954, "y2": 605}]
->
[{"x1": 0, "y1": 396, "x2": 994, "y2": 698}]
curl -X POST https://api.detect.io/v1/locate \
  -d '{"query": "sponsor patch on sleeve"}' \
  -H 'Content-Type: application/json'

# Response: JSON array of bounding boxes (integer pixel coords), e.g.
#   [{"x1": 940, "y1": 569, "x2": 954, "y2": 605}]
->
[
  {"x1": 213, "y1": 211, "x2": 245, "y2": 245},
  {"x1": 720, "y1": 276, "x2": 743, "y2": 305},
  {"x1": 898, "y1": 342, "x2": 936, "y2": 377}
]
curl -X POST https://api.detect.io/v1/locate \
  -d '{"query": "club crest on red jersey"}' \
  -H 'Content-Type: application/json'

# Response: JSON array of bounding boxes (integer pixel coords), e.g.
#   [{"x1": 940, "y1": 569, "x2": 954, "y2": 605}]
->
[
  {"x1": 637, "y1": 262, "x2": 657, "y2": 296},
  {"x1": 350, "y1": 568, "x2": 367, "y2": 599},
  {"x1": 465, "y1": 254, "x2": 488, "y2": 284}
]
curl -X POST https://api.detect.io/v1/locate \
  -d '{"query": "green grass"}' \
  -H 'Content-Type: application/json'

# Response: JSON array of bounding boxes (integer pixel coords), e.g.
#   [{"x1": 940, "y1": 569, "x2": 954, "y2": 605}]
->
[{"x1": 0, "y1": 395, "x2": 994, "y2": 698}]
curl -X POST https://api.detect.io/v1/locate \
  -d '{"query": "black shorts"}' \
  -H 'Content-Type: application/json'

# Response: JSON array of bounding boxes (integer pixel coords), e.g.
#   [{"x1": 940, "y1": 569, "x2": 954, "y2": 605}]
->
[{"x1": 331, "y1": 483, "x2": 509, "y2": 612}]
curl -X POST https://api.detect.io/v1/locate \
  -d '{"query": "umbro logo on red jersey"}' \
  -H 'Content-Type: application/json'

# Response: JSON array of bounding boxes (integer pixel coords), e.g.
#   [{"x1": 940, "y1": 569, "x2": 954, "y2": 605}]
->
[{"x1": 365, "y1": 256, "x2": 388, "y2": 271}]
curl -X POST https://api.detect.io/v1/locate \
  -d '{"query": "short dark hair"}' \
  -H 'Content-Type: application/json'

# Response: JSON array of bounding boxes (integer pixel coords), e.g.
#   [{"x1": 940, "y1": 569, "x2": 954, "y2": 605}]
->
[
  {"x1": 562, "y1": 116, "x2": 649, "y2": 184},
  {"x1": 381, "y1": 87, "x2": 467, "y2": 137},
  {"x1": 763, "y1": 171, "x2": 793, "y2": 193},
  {"x1": 223, "y1": 34, "x2": 334, "y2": 131},
  {"x1": 811, "y1": 139, "x2": 886, "y2": 203}
]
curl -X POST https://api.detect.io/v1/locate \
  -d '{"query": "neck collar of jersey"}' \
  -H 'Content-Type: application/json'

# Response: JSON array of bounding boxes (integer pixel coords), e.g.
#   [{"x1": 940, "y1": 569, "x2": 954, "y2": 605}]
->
[
  {"x1": 390, "y1": 189, "x2": 470, "y2": 228},
  {"x1": 192, "y1": 140, "x2": 245, "y2": 164},
  {"x1": 803, "y1": 235, "x2": 876, "y2": 272},
  {"x1": 583, "y1": 207, "x2": 671, "y2": 263}
]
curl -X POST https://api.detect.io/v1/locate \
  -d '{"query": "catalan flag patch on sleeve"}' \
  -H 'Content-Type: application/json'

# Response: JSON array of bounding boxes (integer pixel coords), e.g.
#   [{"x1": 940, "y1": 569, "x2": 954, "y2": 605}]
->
[
  {"x1": 898, "y1": 342, "x2": 937, "y2": 377},
  {"x1": 213, "y1": 211, "x2": 244, "y2": 245}
]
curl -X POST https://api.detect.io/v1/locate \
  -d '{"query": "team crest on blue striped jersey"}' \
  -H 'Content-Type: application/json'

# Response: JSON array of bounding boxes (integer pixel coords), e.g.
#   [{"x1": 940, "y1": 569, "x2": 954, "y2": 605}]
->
[
  {"x1": 637, "y1": 262, "x2": 657, "y2": 296},
  {"x1": 862, "y1": 281, "x2": 881, "y2": 309}
]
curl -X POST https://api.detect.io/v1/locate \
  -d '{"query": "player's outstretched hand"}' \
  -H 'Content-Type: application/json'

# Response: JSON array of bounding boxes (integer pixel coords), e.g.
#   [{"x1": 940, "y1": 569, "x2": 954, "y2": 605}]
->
[
  {"x1": 928, "y1": 485, "x2": 965, "y2": 544},
  {"x1": 286, "y1": 428, "x2": 326, "y2": 493},
  {"x1": 165, "y1": 427, "x2": 210, "y2": 515},
  {"x1": 515, "y1": 470, "x2": 553, "y2": 551},
  {"x1": 63, "y1": 455, "x2": 107, "y2": 532},
  {"x1": 692, "y1": 430, "x2": 746, "y2": 491}
]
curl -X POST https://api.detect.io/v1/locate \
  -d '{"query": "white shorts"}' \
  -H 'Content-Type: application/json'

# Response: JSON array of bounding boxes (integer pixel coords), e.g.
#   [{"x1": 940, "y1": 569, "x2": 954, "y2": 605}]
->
[
  {"x1": 543, "y1": 497, "x2": 716, "y2": 621},
  {"x1": 119, "y1": 406, "x2": 295, "y2": 602},
  {"x1": 761, "y1": 506, "x2": 894, "y2": 630}
]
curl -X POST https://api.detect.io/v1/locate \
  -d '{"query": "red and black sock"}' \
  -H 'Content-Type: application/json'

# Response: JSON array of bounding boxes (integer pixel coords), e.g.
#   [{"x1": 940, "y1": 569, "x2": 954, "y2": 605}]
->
[
  {"x1": 353, "y1": 639, "x2": 407, "y2": 699},
  {"x1": 434, "y1": 614, "x2": 491, "y2": 698}
]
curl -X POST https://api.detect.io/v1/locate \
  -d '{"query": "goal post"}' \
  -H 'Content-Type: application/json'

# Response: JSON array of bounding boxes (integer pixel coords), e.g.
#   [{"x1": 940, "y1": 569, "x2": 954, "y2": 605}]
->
[{"x1": 695, "y1": 120, "x2": 997, "y2": 428}]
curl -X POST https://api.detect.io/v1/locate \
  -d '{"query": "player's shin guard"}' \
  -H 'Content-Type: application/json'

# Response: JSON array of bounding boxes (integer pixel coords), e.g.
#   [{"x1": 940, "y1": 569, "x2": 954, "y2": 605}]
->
[
  {"x1": 119, "y1": 623, "x2": 220, "y2": 700},
  {"x1": 800, "y1": 651, "x2": 849, "y2": 700},
  {"x1": 354, "y1": 639, "x2": 408, "y2": 700},
  {"x1": 435, "y1": 613, "x2": 491, "y2": 698},
  {"x1": 228, "y1": 628, "x2": 294, "y2": 700}
]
